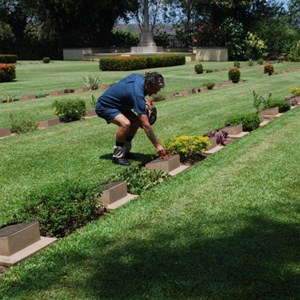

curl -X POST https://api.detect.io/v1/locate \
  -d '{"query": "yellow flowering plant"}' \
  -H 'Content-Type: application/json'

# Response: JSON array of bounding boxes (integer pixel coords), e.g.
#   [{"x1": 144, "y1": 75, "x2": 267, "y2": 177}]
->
[{"x1": 163, "y1": 135, "x2": 209, "y2": 163}]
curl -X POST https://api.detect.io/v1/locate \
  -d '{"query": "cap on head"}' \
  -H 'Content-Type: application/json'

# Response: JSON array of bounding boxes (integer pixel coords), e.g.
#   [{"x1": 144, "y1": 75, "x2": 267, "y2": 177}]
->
[{"x1": 144, "y1": 71, "x2": 165, "y2": 89}]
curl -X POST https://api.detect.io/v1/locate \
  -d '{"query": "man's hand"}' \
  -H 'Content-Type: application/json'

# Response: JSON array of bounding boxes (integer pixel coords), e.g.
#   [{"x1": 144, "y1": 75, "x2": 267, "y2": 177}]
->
[
  {"x1": 156, "y1": 144, "x2": 166, "y2": 157},
  {"x1": 146, "y1": 99, "x2": 154, "y2": 109}
]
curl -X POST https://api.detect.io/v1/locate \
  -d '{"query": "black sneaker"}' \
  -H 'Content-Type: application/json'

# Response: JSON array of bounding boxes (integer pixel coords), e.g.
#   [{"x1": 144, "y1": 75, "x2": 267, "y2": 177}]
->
[{"x1": 112, "y1": 157, "x2": 131, "y2": 166}]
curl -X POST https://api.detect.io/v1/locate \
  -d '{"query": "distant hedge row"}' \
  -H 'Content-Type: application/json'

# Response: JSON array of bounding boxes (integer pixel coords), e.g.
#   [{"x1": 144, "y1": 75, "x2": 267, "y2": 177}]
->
[
  {"x1": 99, "y1": 54, "x2": 186, "y2": 71},
  {"x1": 0, "y1": 54, "x2": 17, "y2": 63}
]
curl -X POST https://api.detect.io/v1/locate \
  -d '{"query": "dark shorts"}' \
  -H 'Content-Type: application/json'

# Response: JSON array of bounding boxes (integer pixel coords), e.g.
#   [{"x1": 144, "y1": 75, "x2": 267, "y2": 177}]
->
[{"x1": 95, "y1": 100, "x2": 140, "y2": 124}]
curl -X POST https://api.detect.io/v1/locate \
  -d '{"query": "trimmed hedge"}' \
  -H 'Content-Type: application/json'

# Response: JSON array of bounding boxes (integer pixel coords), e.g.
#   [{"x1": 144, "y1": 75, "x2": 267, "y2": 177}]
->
[
  {"x1": 99, "y1": 54, "x2": 185, "y2": 71},
  {"x1": 0, "y1": 64, "x2": 16, "y2": 82},
  {"x1": 0, "y1": 54, "x2": 17, "y2": 63}
]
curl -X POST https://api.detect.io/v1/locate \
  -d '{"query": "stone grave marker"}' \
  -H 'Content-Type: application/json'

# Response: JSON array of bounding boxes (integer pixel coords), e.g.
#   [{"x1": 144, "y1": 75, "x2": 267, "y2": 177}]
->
[{"x1": 0, "y1": 221, "x2": 56, "y2": 266}]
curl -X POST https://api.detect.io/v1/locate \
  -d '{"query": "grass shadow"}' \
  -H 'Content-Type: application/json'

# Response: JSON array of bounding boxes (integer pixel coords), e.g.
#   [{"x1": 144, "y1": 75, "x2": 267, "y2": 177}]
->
[
  {"x1": 99, "y1": 152, "x2": 155, "y2": 165},
  {"x1": 1, "y1": 215, "x2": 299, "y2": 299}
]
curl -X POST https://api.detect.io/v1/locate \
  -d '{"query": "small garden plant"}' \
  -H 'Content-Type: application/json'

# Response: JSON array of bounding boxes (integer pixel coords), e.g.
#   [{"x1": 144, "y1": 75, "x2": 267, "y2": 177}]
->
[
  {"x1": 53, "y1": 98, "x2": 86, "y2": 122},
  {"x1": 257, "y1": 58, "x2": 264, "y2": 65},
  {"x1": 268, "y1": 99, "x2": 291, "y2": 112},
  {"x1": 42, "y1": 57, "x2": 51, "y2": 63},
  {"x1": 10, "y1": 112, "x2": 39, "y2": 134},
  {"x1": 228, "y1": 67, "x2": 241, "y2": 83},
  {"x1": 248, "y1": 59, "x2": 254, "y2": 66},
  {"x1": 107, "y1": 164, "x2": 171, "y2": 195},
  {"x1": 290, "y1": 87, "x2": 300, "y2": 97},
  {"x1": 83, "y1": 75, "x2": 101, "y2": 90},
  {"x1": 0, "y1": 64, "x2": 16, "y2": 82},
  {"x1": 194, "y1": 64, "x2": 204, "y2": 74},
  {"x1": 253, "y1": 91, "x2": 273, "y2": 113},
  {"x1": 285, "y1": 87, "x2": 300, "y2": 106},
  {"x1": 204, "y1": 82, "x2": 215, "y2": 90},
  {"x1": 264, "y1": 63, "x2": 274, "y2": 75},
  {"x1": 225, "y1": 113, "x2": 260, "y2": 131},
  {"x1": 17, "y1": 179, "x2": 102, "y2": 237},
  {"x1": 206, "y1": 130, "x2": 228, "y2": 146},
  {"x1": 287, "y1": 97, "x2": 298, "y2": 106},
  {"x1": 1, "y1": 94, "x2": 18, "y2": 103}
]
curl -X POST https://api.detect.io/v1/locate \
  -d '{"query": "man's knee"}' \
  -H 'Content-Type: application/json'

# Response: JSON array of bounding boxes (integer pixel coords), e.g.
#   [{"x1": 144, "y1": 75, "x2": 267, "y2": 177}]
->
[
  {"x1": 112, "y1": 115, "x2": 131, "y2": 130},
  {"x1": 121, "y1": 119, "x2": 131, "y2": 130}
]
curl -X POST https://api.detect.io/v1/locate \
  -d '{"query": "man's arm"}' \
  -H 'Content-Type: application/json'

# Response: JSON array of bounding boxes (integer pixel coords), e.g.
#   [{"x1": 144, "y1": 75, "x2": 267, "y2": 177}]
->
[{"x1": 139, "y1": 114, "x2": 166, "y2": 156}]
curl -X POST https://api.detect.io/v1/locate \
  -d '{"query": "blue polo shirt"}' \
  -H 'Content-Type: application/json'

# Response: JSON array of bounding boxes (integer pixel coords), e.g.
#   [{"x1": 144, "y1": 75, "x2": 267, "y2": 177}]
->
[{"x1": 99, "y1": 73, "x2": 147, "y2": 115}]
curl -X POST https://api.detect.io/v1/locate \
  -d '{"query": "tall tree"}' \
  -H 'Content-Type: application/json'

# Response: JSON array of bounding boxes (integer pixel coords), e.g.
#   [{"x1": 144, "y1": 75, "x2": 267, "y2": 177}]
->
[
  {"x1": 0, "y1": 0, "x2": 139, "y2": 57},
  {"x1": 34, "y1": 0, "x2": 139, "y2": 47},
  {"x1": 288, "y1": 0, "x2": 300, "y2": 29}
]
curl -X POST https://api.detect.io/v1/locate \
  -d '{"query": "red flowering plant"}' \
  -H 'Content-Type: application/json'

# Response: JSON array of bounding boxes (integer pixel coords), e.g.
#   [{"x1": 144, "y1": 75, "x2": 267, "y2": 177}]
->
[{"x1": 0, "y1": 64, "x2": 16, "y2": 82}]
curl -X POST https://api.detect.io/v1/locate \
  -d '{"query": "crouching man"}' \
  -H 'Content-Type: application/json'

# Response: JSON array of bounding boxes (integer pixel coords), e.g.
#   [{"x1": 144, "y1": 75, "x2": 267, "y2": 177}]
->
[{"x1": 95, "y1": 72, "x2": 166, "y2": 166}]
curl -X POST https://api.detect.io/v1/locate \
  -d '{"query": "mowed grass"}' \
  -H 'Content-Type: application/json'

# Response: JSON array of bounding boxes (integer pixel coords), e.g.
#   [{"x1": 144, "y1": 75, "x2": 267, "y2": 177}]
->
[
  {"x1": 0, "y1": 60, "x2": 300, "y2": 299},
  {"x1": 1, "y1": 60, "x2": 299, "y2": 128}
]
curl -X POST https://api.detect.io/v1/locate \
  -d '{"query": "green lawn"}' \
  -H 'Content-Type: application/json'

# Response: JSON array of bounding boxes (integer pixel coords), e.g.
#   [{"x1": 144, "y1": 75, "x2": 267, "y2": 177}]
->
[{"x1": 0, "y1": 60, "x2": 300, "y2": 299}]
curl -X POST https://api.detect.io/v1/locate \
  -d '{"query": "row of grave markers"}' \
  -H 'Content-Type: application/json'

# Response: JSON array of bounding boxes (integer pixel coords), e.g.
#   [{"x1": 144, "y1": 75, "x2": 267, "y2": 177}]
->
[{"x1": 100, "y1": 105, "x2": 288, "y2": 211}]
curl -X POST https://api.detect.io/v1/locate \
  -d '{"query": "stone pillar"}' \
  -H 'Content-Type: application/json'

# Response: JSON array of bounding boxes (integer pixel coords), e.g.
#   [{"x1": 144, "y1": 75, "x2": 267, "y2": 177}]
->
[
  {"x1": 139, "y1": 0, "x2": 156, "y2": 47},
  {"x1": 131, "y1": 0, "x2": 163, "y2": 53}
]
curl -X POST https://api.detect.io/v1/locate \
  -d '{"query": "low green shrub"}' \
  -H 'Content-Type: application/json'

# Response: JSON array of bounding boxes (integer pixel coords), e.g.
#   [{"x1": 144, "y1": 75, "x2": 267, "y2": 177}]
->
[
  {"x1": 17, "y1": 179, "x2": 102, "y2": 237},
  {"x1": 264, "y1": 63, "x2": 274, "y2": 75},
  {"x1": 53, "y1": 98, "x2": 86, "y2": 122},
  {"x1": 268, "y1": 100, "x2": 291, "y2": 112},
  {"x1": 107, "y1": 164, "x2": 171, "y2": 195},
  {"x1": 10, "y1": 113, "x2": 39, "y2": 134},
  {"x1": 0, "y1": 64, "x2": 16, "y2": 82},
  {"x1": 257, "y1": 58, "x2": 264, "y2": 65},
  {"x1": 42, "y1": 57, "x2": 51, "y2": 63},
  {"x1": 228, "y1": 67, "x2": 241, "y2": 83},
  {"x1": 164, "y1": 135, "x2": 209, "y2": 163},
  {"x1": 194, "y1": 64, "x2": 203, "y2": 74},
  {"x1": 225, "y1": 113, "x2": 260, "y2": 131},
  {"x1": 205, "y1": 69, "x2": 213, "y2": 73},
  {"x1": 99, "y1": 54, "x2": 185, "y2": 71},
  {"x1": 0, "y1": 54, "x2": 17, "y2": 63},
  {"x1": 204, "y1": 82, "x2": 215, "y2": 90},
  {"x1": 248, "y1": 59, "x2": 254, "y2": 66}
]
